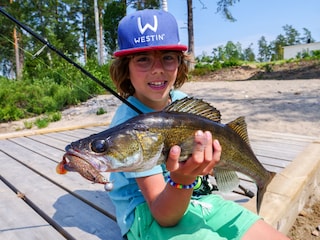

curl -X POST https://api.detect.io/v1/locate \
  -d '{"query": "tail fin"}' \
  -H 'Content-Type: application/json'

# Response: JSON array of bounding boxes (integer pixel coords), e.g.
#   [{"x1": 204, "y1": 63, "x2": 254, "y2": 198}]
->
[{"x1": 256, "y1": 171, "x2": 276, "y2": 214}]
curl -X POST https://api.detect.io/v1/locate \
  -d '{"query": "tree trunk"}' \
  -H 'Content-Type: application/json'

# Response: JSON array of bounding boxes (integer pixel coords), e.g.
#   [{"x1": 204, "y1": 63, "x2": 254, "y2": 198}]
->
[
  {"x1": 10, "y1": 0, "x2": 22, "y2": 79},
  {"x1": 161, "y1": 0, "x2": 168, "y2": 11},
  {"x1": 94, "y1": 0, "x2": 104, "y2": 65},
  {"x1": 187, "y1": 0, "x2": 195, "y2": 71},
  {"x1": 13, "y1": 27, "x2": 22, "y2": 79},
  {"x1": 82, "y1": 1, "x2": 87, "y2": 63},
  {"x1": 99, "y1": 8, "x2": 105, "y2": 62}
]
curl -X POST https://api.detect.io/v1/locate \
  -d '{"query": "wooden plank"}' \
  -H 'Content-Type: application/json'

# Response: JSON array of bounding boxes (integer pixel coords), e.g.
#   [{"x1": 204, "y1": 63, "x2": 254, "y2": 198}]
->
[
  {"x1": 8, "y1": 137, "x2": 64, "y2": 162},
  {"x1": 42, "y1": 131, "x2": 84, "y2": 143},
  {"x1": 1, "y1": 126, "x2": 315, "y2": 239},
  {"x1": 61, "y1": 128, "x2": 98, "y2": 139},
  {"x1": 0, "y1": 139, "x2": 116, "y2": 215},
  {"x1": 248, "y1": 129, "x2": 317, "y2": 142},
  {"x1": 0, "y1": 181, "x2": 66, "y2": 240},
  {"x1": 0, "y1": 150, "x2": 122, "y2": 239},
  {"x1": 251, "y1": 140, "x2": 309, "y2": 155},
  {"x1": 27, "y1": 134, "x2": 69, "y2": 150},
  {"x1": 87, "y1": 126, "x2": 109, "y2": 132},
  {"x1": 244, "y1": 140, "x2": 320, "y2": 234},
  {"x1": 256, "y1": 156, "x2": 291, "y2": 171}
]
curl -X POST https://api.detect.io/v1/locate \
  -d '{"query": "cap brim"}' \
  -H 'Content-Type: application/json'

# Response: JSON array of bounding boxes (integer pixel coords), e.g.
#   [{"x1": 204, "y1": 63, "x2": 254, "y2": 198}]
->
[{"x1": 114, "y1": 44, "x2": 188, "y2": 57}]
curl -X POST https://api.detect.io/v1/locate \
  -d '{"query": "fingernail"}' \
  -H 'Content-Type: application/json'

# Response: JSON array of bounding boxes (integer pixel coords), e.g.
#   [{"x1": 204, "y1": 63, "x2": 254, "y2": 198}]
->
[
  {"x1": 195, "y1": 130, "x2": 203, "y2": 136},
  {"x1": 205, "y1": 131, "x2": 212, "y2": 139},
  {"x1": 170, "y1": 145, "x2": 179, "y2": 154}
]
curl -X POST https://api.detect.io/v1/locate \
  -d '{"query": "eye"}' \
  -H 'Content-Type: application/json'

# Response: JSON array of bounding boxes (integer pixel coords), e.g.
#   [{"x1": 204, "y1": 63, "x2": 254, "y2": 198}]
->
[
  {"x1": 162, "y1": 54, "x2": 174, "y2": 61},
  {"x1": 91, "y1": 139, "x2": 108, "y2": 153},
  {"x1": 135, "y1": 55, "x2": 152, "y2": 63},
  {"x1": 162, "y1": 53, "x2": 179, "y2": 63}
]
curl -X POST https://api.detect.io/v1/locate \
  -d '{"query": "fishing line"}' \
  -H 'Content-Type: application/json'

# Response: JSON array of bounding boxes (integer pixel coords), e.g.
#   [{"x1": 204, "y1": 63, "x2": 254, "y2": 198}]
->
[
  {"x1": 1, "y1": 8, "x2": 255, "y2": 200},
  {"x1": 0, "y1": 7, "x2": 143, "y2": 114},
  {"x1": 0, "y1": 31, "x2": 96, "y2": 99}
]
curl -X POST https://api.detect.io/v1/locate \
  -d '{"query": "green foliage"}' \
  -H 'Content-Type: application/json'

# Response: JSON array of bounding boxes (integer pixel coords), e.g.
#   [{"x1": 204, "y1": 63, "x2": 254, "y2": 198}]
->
[
  {"x1": 103, "y1": 1, "x2": 126, "y2": 56},
  {"x1": 0, "y1": 105, "x2": 24, "y2": 122},
  {"x1": 132, "y1": 0, "x2": 160, "y2": 10},
  {"x1": 96, "y1": 107, "x2": 107, "y2": 115},
  {"x1": 33, "y1": 111, "x2": 61, "y2": 129},
  {"x1": 296, "y1": 50, "x2": 320, "y2": 60},
  {"x1": 23, "y1": 121, "x2": 33, "y2": 129},
  {"x1": 0, "y1": 59, "x2": 115, "y2": 123},
  {"x1": 311, "y1": 50, "x2": 320, "y2": 58},
  {"x1": 34, "y1": 117, "x2": 50, "y2": 129},
  {"x1": 49, "y1": 112, "x2": 62, "y2": 122},
  {"x1": 262, "y1": 63, "x2": 274, "y2": 73},
  {"x1": 192, "y1": 56, "x2": 241, "y2": 76}
]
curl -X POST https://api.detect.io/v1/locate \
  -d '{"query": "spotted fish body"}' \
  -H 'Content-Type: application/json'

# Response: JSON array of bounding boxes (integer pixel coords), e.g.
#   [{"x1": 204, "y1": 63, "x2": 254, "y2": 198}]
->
[{"x1": 58, "y1": 97, "x2": 275, "y2": 213}]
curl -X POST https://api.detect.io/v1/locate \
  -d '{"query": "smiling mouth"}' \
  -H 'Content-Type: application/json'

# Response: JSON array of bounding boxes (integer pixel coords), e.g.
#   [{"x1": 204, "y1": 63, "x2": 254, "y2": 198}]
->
[{"x1": 148, "y1": 81, "x2": 167, "y2": 88}]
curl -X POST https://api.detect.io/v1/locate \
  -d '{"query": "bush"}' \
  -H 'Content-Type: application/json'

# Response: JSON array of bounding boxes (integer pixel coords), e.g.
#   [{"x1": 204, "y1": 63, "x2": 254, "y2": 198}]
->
[
  {"x1": 0, "y1": 106, "x2": 24, "y2": 122},
  {"x1": 96, "y1": 107, "x2": 107, "y2": 115},
  {"x1": 34, "y1": 117, "x2": 50, "y2": 129},
  {"x1": 0, "y1": 58, "x2": 115, "y2": 123},
  {"x1": 50, "y1": 112, "x2": 62, "y2": 122},
  {"x1": 24, "y1": 121, "x2": 33, "y2": 129}
]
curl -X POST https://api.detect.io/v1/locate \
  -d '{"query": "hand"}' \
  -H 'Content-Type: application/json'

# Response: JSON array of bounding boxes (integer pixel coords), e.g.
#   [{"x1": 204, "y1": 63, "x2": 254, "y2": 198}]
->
[{"x1": 166, "y1": 130, "x2": 221, "y2": 184}]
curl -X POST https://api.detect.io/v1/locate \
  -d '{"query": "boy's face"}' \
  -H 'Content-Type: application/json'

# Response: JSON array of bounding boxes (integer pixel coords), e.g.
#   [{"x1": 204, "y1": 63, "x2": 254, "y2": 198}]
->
[{"x1": 128, "y1": 50, "x2": 181, "y2": 110}]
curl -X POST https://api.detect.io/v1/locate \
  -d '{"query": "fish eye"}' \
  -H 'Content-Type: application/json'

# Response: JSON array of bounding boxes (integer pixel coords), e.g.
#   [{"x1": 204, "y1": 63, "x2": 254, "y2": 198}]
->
[{"x1": 91, "y1": 139, "x2": 108, "y2": 153}]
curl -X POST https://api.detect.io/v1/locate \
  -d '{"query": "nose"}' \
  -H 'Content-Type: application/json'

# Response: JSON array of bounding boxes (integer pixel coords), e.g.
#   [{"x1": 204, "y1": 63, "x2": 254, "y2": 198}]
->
[{"x1": 151, "y1": 57, "x2": 164, "y2": 71}]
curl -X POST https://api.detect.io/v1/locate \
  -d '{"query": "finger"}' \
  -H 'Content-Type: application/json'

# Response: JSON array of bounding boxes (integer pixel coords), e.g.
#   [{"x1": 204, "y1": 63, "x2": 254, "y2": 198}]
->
[
  {"x1": 213, "y1": 139, "x2": 222, "y2": 163},
  {"x1": 166, "y1": 145, "x2": 181, "y2": 172},
  {"x1": 203, "y1": 131, "x2": 213, "y2": 163},
  {"x1": 202, "y1": 139, "x2": 221, "y2": 175},
  {"x1": 192, "y1": 130, "x2": 207, "y2": 164}
]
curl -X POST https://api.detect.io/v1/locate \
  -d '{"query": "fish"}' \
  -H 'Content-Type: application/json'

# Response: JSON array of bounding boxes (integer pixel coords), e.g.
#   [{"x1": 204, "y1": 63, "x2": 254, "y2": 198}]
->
[{"x1": 57, "y1": 97, "x2": 276, "y2": 213}]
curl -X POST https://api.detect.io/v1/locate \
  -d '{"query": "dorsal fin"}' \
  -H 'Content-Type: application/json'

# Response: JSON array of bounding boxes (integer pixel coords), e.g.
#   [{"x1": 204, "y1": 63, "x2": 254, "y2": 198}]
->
[
  {"x1": 226, "y1": 116, "x2": 251, "y2": 146},
  {"x1": 164, "y1": 97, "x2": 221, "y2": 122}
]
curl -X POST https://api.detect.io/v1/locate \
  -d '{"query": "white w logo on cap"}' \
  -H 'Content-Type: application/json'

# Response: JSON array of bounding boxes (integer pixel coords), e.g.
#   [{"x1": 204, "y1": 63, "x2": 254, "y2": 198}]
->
[{"x1": 137, "y1": 15, "x2": 158, "y2": 34}]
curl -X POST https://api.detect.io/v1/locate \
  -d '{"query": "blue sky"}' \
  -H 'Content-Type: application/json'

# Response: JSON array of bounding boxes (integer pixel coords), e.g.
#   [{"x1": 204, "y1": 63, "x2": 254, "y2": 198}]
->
[{"x1": 167, "y1": 0, "x2": 320, "y2": 57}]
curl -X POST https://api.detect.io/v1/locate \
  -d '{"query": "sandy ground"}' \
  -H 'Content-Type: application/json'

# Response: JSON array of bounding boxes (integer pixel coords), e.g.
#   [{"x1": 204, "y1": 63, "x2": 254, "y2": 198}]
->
[
  {"x1": 181, "y1": 79, "x2": 320, "y2": 137},
  {"x1": 1, "y1": 79, "x2": 319, "y2": 137},
  {"x1": 0, "y1": 79, "x2": 319, "y2": 239},
  {"x1": 182, "y1": 80, "x2": 320, "y2": 137}
]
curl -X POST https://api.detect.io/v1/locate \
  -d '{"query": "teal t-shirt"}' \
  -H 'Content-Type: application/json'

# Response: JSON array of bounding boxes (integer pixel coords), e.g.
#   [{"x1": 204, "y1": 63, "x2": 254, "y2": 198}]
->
[{"x1": 107, "y1": 90, "x2": 187, "y2": 236}]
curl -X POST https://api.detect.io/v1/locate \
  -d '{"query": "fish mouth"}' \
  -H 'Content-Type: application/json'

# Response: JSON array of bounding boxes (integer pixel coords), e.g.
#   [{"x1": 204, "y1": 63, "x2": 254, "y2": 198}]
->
[
  {"x1": 62, "y1": 151, "x2": 82, "y2": 172},
  {"x1": 63, "y1": 148, "x2": 109, "y2": 172}
]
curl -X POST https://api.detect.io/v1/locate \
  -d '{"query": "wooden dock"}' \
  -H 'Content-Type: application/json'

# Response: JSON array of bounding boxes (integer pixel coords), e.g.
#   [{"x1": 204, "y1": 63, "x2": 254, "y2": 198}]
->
[{"x1": 0, "y1": 125, "x2": 318, "y2": 239}]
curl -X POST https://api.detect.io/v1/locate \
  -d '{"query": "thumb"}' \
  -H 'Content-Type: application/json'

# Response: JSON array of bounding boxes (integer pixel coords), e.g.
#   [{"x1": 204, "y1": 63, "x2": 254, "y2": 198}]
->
[{"x1": 166, "y1": 145, "x2": 181, "y2": 172}]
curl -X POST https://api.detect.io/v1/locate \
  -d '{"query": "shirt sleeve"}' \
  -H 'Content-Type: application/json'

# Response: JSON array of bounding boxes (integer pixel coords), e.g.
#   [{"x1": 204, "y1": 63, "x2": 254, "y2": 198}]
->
[{"x1": 123, "y1": 165, "x2": 164, "y2": 179}]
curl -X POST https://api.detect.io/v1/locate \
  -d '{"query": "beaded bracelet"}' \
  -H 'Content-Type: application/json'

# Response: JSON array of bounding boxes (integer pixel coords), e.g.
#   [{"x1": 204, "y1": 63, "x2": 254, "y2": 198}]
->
[{"x1": 167, "y1": 175, "x2": 199, "y2": 189}]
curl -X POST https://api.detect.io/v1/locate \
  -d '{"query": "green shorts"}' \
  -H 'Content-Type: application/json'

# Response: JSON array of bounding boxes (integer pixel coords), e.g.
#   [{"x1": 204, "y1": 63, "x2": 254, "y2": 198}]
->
[{"x1": 127, "y1": 194, "x2": 260, "y2": 240}]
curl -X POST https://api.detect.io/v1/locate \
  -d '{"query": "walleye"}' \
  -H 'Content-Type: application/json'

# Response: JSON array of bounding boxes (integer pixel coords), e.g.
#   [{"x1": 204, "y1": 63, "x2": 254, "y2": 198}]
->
[{"x1": 57, "y1": 97, "x2": 276, "y2": 213}]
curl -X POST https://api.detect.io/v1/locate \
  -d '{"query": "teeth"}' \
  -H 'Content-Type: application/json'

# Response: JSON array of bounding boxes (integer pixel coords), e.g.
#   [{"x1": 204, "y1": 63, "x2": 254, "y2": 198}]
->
[{"x1": 150, "y1": 82, "x2": 164, "y2": 86}]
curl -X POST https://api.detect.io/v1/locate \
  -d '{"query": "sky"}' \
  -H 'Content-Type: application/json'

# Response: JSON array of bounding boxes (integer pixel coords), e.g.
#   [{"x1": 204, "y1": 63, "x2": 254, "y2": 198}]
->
[{"x1": 166, "y1": 0, "x2": 320, "y2": 57}]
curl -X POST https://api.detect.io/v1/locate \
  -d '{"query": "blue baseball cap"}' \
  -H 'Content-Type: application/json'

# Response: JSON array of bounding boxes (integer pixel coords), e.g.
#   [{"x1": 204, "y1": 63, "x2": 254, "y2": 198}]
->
[{"x1": 114, "y1": 9, "x2": 188, "y2": 57}]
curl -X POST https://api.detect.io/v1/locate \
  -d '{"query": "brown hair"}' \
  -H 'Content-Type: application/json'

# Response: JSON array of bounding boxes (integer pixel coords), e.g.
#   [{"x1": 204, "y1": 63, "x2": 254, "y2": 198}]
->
[{"x1": 109, "y1": 53, "x2": 189, "y2": 98}]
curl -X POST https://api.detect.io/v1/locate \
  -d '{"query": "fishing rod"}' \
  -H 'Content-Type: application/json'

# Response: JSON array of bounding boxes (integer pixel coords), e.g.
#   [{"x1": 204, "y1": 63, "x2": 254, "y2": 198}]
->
[
  {"x1": 1, "y1": 8, "x2": 255, "y2": 199},
  {"x1": 0, "y1": 7, "x2": 143, "y2": 115}
]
